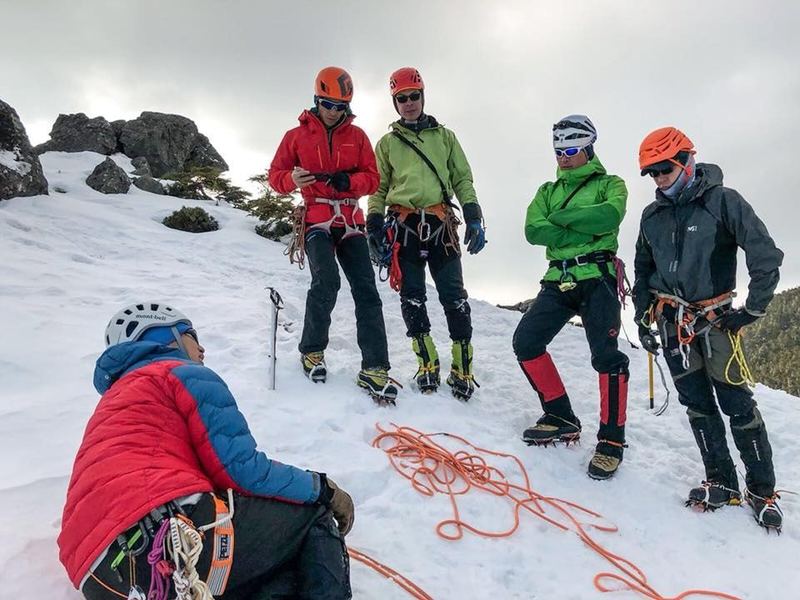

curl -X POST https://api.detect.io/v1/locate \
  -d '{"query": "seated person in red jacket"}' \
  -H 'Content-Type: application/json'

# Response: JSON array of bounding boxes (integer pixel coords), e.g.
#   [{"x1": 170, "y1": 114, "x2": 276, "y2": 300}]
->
[{"x1": 59, "y1": 302, "x2": 354, "y2": 600}]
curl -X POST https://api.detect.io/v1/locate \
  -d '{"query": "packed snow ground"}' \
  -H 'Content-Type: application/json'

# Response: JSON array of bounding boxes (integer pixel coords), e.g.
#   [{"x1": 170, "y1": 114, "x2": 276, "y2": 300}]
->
[{"x1": 0, "y1": 152, "x2": 797, "y2": 599}]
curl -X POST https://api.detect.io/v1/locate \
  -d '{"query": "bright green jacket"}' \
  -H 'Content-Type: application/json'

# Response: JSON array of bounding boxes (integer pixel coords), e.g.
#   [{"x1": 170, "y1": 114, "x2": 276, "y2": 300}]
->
[
  {"x1": 367, "y1": 119, "x2": 478, "y2": 215},
  {"x1": 525, "y1": 156, "x2": 627, "y2": 282}
]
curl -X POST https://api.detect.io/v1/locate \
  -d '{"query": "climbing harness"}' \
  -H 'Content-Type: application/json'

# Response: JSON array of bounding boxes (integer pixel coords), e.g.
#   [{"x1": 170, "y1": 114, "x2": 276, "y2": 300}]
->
[
  {"x1": 373, "y1": 423, "x2": 741, "y2": 600},
  {"x1": 648, "y1": 290, "x2": 735, "y2": 370},
  {"x1": 285, "y1": 198, "x2": 365, "y2": 270},
  {"x1": 100, "y1": 490, "x2": 235, "y2": 600},
  {"x1": 549, "y1": 250, "x2": 630, "y2": 302}
]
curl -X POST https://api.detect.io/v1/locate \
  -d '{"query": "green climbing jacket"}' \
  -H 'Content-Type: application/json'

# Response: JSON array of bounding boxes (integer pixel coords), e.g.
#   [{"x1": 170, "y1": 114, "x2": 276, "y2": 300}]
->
[
  {"x1": 525, "y1": 156, "x2": 627, "y2": 282},
  {"x1": 367, "y1": 117, "x2": 478, "y2": 215}
]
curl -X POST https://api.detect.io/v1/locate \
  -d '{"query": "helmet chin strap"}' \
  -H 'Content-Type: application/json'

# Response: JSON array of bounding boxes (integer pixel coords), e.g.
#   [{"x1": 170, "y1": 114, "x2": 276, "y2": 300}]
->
[{"x1": 170, "y1": 325, "x2": 189, "y2": 357}]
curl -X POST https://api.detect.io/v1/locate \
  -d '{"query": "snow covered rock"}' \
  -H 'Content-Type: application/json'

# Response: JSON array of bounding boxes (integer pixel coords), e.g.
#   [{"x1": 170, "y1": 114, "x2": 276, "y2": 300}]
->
[
  {"x1": 118, "y1": 111, "x2": 228, "y2": 177},
  {"x1": 34, "y1": 113, "x2": 117, "y2": 155},
  {"x1": 0, "y1": 99, "x2": 48, "y2": 200},
  {"x1": 86, "y1": 157, "x2": 130, "y2": 194},
  {"x1": 132, "y1": 175, "x2": 164, "y2": 194}
]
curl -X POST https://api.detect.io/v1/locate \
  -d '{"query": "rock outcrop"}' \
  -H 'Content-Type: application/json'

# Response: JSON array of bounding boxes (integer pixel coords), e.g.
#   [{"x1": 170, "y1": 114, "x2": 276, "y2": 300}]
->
[{"x1": 0, "y1": 99, "x2": 49, "y2": 200}]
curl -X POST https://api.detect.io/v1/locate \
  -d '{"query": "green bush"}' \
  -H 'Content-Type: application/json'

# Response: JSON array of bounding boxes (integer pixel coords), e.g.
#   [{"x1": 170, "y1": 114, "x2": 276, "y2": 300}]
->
[
  {"x1": 162, "y1": 206, "x2": 219, "y2": 233},
  {"x1": 744, "y1": 286, "x2": 800, "y2": 397},
  {"x1": 255, "y1": 220, "x2": 293, "y2": 240}
]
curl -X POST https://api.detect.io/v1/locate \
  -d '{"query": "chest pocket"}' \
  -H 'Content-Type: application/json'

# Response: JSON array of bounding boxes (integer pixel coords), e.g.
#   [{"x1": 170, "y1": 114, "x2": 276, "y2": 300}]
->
[{"x1": 334, "y1": 143, "x2": 359, "y2": 170}]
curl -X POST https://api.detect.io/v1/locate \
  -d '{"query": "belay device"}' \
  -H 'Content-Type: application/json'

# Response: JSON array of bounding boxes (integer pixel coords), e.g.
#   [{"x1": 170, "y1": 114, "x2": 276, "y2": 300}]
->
[{"x1": 266, "y1": 287, "x2": 284, "y2": 390}]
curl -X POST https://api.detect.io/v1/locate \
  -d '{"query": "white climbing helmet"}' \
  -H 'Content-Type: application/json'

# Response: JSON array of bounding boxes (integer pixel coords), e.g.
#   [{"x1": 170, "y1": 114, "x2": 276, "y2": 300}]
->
[
  {"x1": 104, "y1": 302, "x2": 192, "y2": 347},
  {"x1": 552, "y1": 114, "x2": 597, "y2": 149}
]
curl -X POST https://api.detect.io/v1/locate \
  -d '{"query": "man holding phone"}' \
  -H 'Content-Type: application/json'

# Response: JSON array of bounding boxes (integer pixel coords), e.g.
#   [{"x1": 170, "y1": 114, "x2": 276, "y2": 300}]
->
[{"x1": 269, "y1": 67, "x2": 397, "y2": 404}]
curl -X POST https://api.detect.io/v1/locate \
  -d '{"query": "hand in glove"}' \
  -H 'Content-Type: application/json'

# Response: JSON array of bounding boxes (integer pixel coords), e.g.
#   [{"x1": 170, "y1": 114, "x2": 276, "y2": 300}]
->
[
  {"x1": 638, "y1": 324, "x2": 660, "y2": 355},
  {"x1": 462, "y1": 203, "x2": 486, "y2": 255},
  {"x1": 366, "y1": 213, "x2": 389, "y2": 266},
  {"x1": 715, "y1": 308, "x2": 760, "y2": 333},
  {"x1": 319, "y1": 475, "x2": 354, "y2": 536},
  {"x1": 464, "y1": 222, "x2": 486, "y2": 254},
  {"x1": 327, "y1": 171, "x2": 351, "y2": 192}
]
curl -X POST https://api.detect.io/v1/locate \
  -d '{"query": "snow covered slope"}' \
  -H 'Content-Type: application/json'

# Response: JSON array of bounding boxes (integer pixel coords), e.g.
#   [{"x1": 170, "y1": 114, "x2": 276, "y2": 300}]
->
[{"x1": 0, "y1": 152, "x2": 797, "y2": 599}]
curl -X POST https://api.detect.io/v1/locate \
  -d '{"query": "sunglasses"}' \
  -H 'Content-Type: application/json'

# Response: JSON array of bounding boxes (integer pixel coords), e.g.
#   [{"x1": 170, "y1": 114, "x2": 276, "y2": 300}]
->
[
  {"x1": 318, "y1": 98, "x2": 349, "y2": 111},
  {"x1": 395, "y1": 91, "x2": 422, "y2": 104},
  {"x1": 645, "y1": 164, "x2": 676, "y2": 177},
  {"x1": 184, "y1": 328, "x2": 199, "y2": 344},
  {"x1": 554, "y1": 147, "x2": 583, "y2": 158}
]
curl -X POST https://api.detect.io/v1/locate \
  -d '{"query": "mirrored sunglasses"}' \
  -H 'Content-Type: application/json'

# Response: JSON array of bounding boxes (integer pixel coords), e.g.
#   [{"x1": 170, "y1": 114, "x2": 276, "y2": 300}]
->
[
  {"x1": 318, "y1": 98, "x2": 349, "y2": 111},
  {"x1": 554, "y1": 147, "x2": 583, "y2": 158},
  {"x1": 183, "y1": 328, "x2": 199, "y2": 344},
  {"x1": 395, "y1": 91, "x2": 422, "y2": 104}
]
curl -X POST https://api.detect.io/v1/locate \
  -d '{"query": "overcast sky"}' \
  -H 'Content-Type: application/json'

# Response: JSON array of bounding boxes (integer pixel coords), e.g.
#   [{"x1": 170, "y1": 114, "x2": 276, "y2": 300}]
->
[{"x1": 3, "y1": 0, "x2": 799, "y2": 306}]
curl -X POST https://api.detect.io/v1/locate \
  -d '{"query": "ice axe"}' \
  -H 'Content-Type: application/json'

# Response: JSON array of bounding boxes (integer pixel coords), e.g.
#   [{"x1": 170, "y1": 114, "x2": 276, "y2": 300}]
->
[{"x1": 266, "y1": 286, "x2": 284, "y2": 390}]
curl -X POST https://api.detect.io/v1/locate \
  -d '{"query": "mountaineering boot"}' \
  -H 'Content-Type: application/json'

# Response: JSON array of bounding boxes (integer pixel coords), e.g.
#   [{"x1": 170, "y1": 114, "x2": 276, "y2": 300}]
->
[
  {"x1": 301, "y1": 351, "x2": 327, "y2": 383},
  {"x1": 685, "y1": 481, "x2": 742, "y2": 511},
  {"x1": 687, "y1": 409, "x2": 740, "y2": 493},
  {"x1": 411, "y1": 333, "x2": 440, "y2": 394},
  {"x1": 522, "y1": 413, "x2": 582, "y2": 446},
  {"x1": 587, "y1": 440, "x2": 625, "y2": 480},
  {"x1": 356, "y1": 367, "x2": 400, "y2": 405},
  {"x1": 743, "y1": 489, "x2": 783, "y2": 532},
  {"x1": 446, "y1": 339, "x2": 478, "y2": 401}
]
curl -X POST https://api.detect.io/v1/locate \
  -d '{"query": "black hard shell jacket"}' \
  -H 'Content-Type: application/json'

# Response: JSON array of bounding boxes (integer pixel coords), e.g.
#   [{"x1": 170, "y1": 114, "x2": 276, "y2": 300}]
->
[{"x1": 632, "y1": 163, "x2": 783, "y2": 322}]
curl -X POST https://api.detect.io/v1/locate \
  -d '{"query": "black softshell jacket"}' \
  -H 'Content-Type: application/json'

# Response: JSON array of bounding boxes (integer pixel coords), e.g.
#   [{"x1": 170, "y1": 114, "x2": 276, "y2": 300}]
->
[{"x1": 633, "y1": 163, "x2": 783, "y2": 322}]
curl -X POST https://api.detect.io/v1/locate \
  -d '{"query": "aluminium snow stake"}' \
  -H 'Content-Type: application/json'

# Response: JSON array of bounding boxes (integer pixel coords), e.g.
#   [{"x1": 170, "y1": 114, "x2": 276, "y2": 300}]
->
[{"x1": 266, "y1": 287, "x2": 284, "y2": 390}]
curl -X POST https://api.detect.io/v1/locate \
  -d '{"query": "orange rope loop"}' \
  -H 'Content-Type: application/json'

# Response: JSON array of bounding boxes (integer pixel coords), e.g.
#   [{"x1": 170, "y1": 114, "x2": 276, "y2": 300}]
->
[{"x1": 372, "y1": 423, "x2": 741, "y2": 600}]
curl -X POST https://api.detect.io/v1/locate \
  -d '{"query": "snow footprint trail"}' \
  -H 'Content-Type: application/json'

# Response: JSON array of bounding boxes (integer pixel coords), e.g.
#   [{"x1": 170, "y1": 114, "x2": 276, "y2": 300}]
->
[{"x1": 371, "y1": 423, "x2": 742, "y2": 600}]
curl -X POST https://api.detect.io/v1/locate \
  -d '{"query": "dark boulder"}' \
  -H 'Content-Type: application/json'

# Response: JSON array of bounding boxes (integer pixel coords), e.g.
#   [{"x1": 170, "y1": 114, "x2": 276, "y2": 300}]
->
[
  {"x1": 34, "y1": 113, "x2": 117, "y2": 155},
  {"x1": 130, "y1": 156, "x2": 151, "y2": 177},
  {"x1": 119, "y1": 112, "x2": 228, "y2": 177},
  {"x1": 86, "y1": 157, "x2": 130, "y2": 194},
  {"x1": 0, "y1": 99, "x2": 49, "y2": 200},
  {"x1": 132, "y1": 175, "x2": 165, "y2": 195}
]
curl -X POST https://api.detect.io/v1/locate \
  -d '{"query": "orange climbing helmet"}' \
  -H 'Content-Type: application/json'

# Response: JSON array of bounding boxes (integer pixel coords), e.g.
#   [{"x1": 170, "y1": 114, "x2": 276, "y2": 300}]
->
[
  {"x1": 315, "y1": 67, "x2": 354, "y2": 102},
  {"x1": 389, "y1": 67, "x2": 424, "y2": 95},
  {"x1": 639, "y1": 127, "x2": 695, "y2": 174}
]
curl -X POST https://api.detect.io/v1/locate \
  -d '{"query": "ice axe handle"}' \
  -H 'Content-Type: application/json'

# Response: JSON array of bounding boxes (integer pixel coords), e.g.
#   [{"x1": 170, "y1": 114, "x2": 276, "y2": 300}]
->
[{"x1": 648, "y1": 352, "x2": 655, "y2": 410}]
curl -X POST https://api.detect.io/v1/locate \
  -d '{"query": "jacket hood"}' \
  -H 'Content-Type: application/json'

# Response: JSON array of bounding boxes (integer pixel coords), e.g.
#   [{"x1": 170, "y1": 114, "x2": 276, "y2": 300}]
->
[
  {"x1": 655, "y1": 162, "x2": 723, "y2": 205},
  {"x1": 556, "y1": 155, "x2": 607, "y2": 183},
  {"x1": 93, "y1": 342, "x2": 189, "y2": 394}
]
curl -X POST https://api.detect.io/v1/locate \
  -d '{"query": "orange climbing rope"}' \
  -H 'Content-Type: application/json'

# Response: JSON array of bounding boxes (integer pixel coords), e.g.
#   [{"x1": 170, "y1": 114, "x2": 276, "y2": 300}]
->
[
  {"x1": 349, "y1": 548, "x2": 435, "y2": 600},
  {"x1": 371, "y1": 423, "x2": 742, "y2": 600}
]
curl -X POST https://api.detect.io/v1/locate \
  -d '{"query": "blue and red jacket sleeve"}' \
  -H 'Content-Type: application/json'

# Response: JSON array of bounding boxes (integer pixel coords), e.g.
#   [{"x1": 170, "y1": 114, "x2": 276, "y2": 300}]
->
[
  {"x1": 168, "y1": 363, "x2": 321, "y2": 504},
  {"x1": 348, "y1": 128, "x2": 380, "y2": 198},
  {"x1": 268, "y1": 130, "x2": 299, "y2": 194}
]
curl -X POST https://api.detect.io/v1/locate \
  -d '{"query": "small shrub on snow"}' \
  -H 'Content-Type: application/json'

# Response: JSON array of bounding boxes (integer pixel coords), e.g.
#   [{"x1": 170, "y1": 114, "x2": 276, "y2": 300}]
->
[{"x1": 162, "y1": 206, "x2": 219, "y2": 233}]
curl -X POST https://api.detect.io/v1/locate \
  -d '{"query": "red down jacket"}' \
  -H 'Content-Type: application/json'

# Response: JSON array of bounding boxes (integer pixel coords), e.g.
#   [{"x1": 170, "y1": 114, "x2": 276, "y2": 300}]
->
[
  {"x1": 58, "y1": 342, "x2": 320, "y2": 587},
  {"x1": 268, "y1": 110, "x2": 379, "y2": 226}
]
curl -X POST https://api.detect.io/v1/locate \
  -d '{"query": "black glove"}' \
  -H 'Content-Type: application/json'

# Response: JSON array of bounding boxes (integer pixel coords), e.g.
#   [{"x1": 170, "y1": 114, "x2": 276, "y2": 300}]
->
[
  {"x1": 318, "y1": 474, "x2": 354, "y2": 536},
  {"x1": 462, "y1": 203, "x2": 486, "y2": 255},
  {"x1": 327, "y1": 171, "x2": 350, "y2": 192},
  {"x1": 366, "y1": 213, "x2": 388, "y2": 265},
  {"x1": 715, "y1": 308, "x2": 760, "y2": 333},
  {"x1": 638, "y1": 324, "x2": 660, "y2": 355}
]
